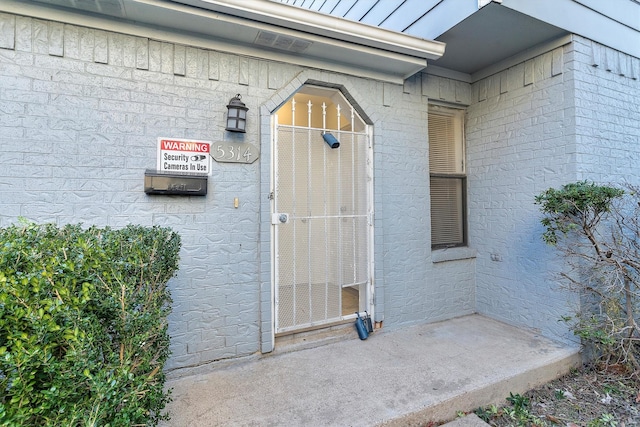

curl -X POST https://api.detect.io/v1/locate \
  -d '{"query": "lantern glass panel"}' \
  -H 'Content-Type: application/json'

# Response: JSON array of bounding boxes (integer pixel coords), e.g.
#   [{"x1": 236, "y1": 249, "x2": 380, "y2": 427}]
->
[
  {"x1": 228, "y1": 109, "x2": 238, "y2": 118},
  {"x1": 239, "y1": 110, "x2": 246, "y2": 119}
]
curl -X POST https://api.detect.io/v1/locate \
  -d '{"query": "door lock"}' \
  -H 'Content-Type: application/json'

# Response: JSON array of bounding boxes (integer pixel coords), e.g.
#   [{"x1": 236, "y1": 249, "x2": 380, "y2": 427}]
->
[{"x1": 272, "y1": 213, "x2": 289, "y2": 224}]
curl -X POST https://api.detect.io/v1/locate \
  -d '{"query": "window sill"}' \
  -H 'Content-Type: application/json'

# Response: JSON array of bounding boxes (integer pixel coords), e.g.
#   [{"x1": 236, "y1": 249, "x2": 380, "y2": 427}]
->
[{"x1": 432, "y1": 247, "x2": 477, "y2": 263}]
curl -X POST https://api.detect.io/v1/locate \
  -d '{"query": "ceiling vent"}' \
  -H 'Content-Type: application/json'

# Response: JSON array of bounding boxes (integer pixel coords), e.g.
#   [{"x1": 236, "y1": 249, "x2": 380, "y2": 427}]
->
[
  {"x1": 254, "y1": 31, "x2": 312, "y2": 53},
  {"x1": 30, "y1": 0, "x2": 125, "y2": 18}
]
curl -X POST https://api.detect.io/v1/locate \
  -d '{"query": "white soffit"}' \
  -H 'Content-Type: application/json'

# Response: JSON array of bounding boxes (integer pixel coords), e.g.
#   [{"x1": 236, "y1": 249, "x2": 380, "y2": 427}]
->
[{"x1": 1, "y1": 0, "x2": 445, "y2": 83}]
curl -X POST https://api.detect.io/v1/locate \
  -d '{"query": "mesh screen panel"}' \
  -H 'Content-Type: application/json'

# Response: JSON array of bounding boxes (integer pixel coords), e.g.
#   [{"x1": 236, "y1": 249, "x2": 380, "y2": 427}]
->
[{"x1": 275, "y1": 125, "x2": 369, "y2": 332}]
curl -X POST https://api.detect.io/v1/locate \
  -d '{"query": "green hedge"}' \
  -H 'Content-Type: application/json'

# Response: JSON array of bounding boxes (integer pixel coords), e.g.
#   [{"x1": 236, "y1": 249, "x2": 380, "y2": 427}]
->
[{"x1": 0, "y1": 222, "x2": 180, "y2": 426}]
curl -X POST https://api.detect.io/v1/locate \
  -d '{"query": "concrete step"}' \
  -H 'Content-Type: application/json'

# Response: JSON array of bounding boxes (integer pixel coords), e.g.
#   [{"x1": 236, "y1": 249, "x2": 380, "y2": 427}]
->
[
  {"x1": 162, "y1": 314, "x2": 581, "y2": 427},
  {"x1": 440, "y1": 413, "x2": 490, "y2": 427}
]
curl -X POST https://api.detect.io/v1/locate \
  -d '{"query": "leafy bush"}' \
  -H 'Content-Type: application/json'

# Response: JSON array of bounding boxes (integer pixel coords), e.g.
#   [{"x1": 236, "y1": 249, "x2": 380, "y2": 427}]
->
[
  {"x1": 535, "y1": 181, "x2": 640, "y2": 370},
  {"x1": 535, "y1": 181, "x2": 624, "y2": 246},
  {"x1": 0, "y1": 222, "x2": 180, "y2": 426}
]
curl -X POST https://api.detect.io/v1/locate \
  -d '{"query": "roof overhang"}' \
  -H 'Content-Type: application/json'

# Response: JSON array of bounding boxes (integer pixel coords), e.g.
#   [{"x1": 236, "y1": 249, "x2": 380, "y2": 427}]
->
[
  {"x1": 1, "y1": 0, "x2": 445, "y2": 83},
  {"x1": 428, "y1": 2, "x2": 568, "y2": 79}
]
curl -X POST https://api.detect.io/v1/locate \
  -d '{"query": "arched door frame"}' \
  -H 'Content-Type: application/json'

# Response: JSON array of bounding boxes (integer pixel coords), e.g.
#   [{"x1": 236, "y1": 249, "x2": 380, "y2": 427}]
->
[{"x1": 258, "y1": 75, "x2": 374, "y2": 352}]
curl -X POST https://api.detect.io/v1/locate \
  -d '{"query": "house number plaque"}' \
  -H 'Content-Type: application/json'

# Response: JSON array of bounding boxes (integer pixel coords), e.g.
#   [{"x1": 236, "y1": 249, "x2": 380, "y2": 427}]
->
[{"x1": 211, "y1": 141, "x2": 259, "y2": 164}]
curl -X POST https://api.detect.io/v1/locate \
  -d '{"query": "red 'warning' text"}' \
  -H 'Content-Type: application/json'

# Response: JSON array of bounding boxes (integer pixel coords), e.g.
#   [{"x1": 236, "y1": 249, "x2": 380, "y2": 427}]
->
[{"x1": 160, "y1": 140, "x2": 210, "y2": 152}]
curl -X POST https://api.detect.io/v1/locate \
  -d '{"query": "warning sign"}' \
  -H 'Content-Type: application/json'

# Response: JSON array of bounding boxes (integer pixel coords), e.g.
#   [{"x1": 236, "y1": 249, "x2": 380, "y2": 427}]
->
[{"x1": 157, "y1": 138, "x2": 211, "y2": 175}]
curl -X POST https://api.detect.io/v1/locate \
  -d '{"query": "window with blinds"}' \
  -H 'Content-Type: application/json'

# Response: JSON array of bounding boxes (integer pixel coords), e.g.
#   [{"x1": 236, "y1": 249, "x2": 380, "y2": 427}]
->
[{"x1": 429, "y1": 105, "x2": 466, "y2": 248}]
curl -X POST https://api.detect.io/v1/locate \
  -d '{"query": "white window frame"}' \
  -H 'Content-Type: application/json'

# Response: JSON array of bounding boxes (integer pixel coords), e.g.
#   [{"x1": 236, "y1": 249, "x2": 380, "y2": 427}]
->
[{"x1": 428, "y1": 104, "x2": 467, "y2": 249}]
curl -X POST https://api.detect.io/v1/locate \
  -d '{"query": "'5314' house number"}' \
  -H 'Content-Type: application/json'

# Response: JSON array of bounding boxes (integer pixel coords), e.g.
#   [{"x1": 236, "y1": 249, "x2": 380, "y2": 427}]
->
[{"x1": 211, "y1": 141, "x2": 260, "y2": 164}]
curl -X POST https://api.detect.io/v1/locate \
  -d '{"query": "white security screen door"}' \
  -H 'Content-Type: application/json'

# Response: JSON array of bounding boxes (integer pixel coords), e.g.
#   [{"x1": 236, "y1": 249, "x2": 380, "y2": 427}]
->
[{"x1": 272, "y1": 85, "x2": 373, "y2": 334}]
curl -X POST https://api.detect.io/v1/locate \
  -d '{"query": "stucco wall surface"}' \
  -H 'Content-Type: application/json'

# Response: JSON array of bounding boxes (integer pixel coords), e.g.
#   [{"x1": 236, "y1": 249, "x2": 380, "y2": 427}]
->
[{"x1": 0, "y1": 12, "x2": 478, "y2": 371}]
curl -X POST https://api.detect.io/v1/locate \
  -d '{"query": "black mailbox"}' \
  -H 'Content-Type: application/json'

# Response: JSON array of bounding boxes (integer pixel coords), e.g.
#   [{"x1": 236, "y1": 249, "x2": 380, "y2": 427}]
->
[{"x1": 144, "y1": 169, "x2": 208, "y2": 196}]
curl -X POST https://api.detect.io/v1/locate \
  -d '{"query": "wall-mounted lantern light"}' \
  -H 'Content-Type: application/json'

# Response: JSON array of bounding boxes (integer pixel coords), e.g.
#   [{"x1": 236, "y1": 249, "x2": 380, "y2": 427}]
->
[
  {"x1": 226, "y1": 94, "x2": 248, "y2": 133},
  {"x1": 322, "y1": 131, "x2": 340, "y2": 149}
]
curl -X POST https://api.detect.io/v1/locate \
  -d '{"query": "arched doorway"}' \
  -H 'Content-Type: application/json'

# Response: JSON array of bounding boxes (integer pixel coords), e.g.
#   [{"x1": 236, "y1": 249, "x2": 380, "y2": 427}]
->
[{"x1": 271, "y1": 85, "x2": 373, "y2": 334}]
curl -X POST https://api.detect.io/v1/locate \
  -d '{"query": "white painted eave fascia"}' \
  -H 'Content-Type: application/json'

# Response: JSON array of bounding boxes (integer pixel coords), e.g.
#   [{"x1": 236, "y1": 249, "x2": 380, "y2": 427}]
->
[
  {"x1": 0, "y1": 0, "x2": 445, "y2": 83},
  {"x1": 180, "y1": 0, "x2": 446, "y2": 61},
  {"x1": 502, "y1": 0, "x2": 640, "y2": 59}
]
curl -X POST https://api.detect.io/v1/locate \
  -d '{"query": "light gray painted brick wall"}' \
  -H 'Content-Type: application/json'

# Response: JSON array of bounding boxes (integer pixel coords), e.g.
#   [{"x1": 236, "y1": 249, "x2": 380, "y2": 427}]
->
[
  {"x1": 393, "y1": 70, "x2": 479, "y2": 328},
  {"x1": 0, "y1": 14, "x2": 277, "y2": 371},
  {"x1": 465, "y1": 42, "x2": 580, "y2": 344},
  {"x1": 1, "y1": 13, "x2": 480, "y2": 372},
  {"x1": 570, "y1": 36, "x2": 640, "y2": 184},
  {"x1": 11, "y1": 14, "x2": 633, "y2": 372},
  {"x1": 466, "y1": 36, "x2": 639, "y2": 344}
]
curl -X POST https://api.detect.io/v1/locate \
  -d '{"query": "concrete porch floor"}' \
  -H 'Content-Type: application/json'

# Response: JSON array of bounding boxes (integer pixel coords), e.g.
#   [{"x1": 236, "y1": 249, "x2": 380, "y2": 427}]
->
[{"x1": 161, "y1": 314, "x2": 581, "y2": 427}]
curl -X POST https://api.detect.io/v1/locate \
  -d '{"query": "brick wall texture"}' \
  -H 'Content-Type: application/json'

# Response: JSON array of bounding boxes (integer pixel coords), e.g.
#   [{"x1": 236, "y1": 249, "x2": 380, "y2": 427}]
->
[
  {"x1": 462, "y1": 36, "x2": 640, "y2": 343},
  {"x1": 0, "y1": 13, "x2": 477, "y2": 372},
  {"x1": 1, "y1": 9, "x2": 638, "y2": 372}
]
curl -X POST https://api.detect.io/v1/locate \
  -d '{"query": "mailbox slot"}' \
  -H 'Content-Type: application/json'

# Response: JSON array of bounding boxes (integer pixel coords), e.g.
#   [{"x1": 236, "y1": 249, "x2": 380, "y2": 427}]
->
[{"x1": 144, "y1": 169, "x2": 207, "y2": 196}]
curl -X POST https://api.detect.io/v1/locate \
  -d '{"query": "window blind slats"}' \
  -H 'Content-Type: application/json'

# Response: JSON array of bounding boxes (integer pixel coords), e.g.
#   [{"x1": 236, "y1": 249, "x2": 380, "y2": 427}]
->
[
  {"x1": 429, "y1": 114, "x2": 457, "y2": 173},
  {"x1": 429, "y1": 106, "x2": 466, "y2": 248},
  {"x1": 430, "y1": 177, "x2": 464, "y2": 246}
]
